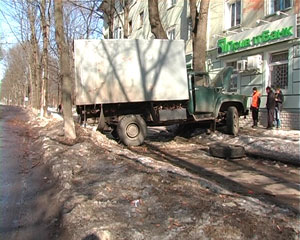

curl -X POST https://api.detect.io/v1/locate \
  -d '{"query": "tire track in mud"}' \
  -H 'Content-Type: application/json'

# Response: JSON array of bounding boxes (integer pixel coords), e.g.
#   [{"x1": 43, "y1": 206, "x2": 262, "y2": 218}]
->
[{"x1": 128, "y1": 131, "x2": 300, "y2": 215}]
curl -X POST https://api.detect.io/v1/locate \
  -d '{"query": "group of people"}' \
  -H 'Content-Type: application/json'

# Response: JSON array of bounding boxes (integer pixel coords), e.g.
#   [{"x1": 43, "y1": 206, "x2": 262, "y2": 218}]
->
[{"x1": 250, "y1": 86, "x2": 284, "y2": 129}]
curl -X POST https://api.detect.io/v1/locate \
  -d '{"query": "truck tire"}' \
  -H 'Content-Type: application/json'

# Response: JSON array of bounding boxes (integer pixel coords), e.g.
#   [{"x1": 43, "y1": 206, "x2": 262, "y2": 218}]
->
[
  {"x1": 117, "y1": 115, "x2": 147, "y2": 146},
  {"x1": 209, "y1": 143, "x2": 245, "y2": 159},
  {"x1": 226, "y1": 106, "x2": 239, "y2": 136}
]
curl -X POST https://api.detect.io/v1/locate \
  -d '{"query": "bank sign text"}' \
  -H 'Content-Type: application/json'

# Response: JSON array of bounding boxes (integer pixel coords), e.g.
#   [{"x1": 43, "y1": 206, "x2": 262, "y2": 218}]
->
[{"x1": 218, "y1": 26, "x2": 294, "y2": 54}]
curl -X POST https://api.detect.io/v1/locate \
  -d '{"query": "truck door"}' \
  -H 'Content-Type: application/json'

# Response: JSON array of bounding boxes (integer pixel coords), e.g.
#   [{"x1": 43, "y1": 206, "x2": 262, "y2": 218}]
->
[{"x1": 193, "y1": 86, "x2": 217, "y2": 113}]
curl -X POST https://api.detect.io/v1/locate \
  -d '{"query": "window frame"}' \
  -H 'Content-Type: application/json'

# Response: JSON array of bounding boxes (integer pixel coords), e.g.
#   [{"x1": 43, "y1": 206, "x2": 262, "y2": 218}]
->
[
  {"x1": 224, "y1": 0, "x2": 242, "y2": 30},
  {"x1": 231, "y1": 1, "x2": 241, "y2": 27},
  {"x1": 269, "y1": 51, "x2": 289, "y2": 90},
  {"x1": 113, "y1": 27, "x2": 123, "y2": 39},
  {"x1": 267, "y1": 0, "x2": 292, "y2": 15},
  {"x1": 167, "y1": 28, "x2": 176, "y2": 40}
]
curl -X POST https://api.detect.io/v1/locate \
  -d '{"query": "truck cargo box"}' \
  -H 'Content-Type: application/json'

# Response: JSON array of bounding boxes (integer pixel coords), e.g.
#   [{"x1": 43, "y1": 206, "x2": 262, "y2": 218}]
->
[{"x1": 74, "y1": 39, "x2": 189, "y2": 105}]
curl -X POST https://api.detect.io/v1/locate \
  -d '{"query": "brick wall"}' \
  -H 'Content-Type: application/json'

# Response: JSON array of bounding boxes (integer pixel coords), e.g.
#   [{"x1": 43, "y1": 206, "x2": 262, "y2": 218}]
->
[{"x1": 240, "y1": 110, "x2": 300, "y2": 130}]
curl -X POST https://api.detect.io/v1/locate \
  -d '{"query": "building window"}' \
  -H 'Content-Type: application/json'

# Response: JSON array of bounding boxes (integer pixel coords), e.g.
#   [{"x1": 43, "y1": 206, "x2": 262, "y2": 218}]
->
[
  {"x1": 115, "y1": 0, "x2": 123, "y2": 13},
  {"x1": 225, "y1": 1, "x2": 241, "y2": 29},
  {"x1": 167, "y1": 28, "x2": 175, "y2": 40},
  {"x1": 231, "y1": 1, "x2": 241, "y2": 27},
  {"x1": 269, "y1": 51, "x2": 289, "y2": 89},
  {"x1": 139, "y1": 11, "x2": 144, "y2": 28},
  {"x1": 269, "y1": 0, "x2": 292, "y2": 14},
  {"x1": 167, "y1": 0, "x2": 177, "y2": 9},
  {"x1": 113, "y1": 27, "x2": 123, "y2": 39}
]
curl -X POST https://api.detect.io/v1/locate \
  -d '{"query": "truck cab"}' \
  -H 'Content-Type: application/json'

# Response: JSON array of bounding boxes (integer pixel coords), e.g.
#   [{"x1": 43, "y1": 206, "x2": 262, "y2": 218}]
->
[{"x1": 188, "y1": 66, "x2": 248, "y2": 136}]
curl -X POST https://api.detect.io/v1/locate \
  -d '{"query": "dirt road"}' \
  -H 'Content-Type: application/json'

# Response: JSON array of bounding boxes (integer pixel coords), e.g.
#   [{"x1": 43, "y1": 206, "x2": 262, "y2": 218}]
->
[
  {"x1": 133, "y1": 127, "x2": 300, "y2": 214},
  {"x1": 37, "y1": 116, "x2": 300, "y2": 239},
  {"x1": 0, "y1": 105, "x2": 60, "y2": 240},
  {"x1": 1, "y1": 106, "x2": 299, "y2": 239}
]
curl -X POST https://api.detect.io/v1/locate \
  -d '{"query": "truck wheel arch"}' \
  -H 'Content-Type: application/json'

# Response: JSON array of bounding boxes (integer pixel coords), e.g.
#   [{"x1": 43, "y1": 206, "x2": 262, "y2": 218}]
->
[{"x1": 217, "y1": 101, "x2": 245, "y2": 117}]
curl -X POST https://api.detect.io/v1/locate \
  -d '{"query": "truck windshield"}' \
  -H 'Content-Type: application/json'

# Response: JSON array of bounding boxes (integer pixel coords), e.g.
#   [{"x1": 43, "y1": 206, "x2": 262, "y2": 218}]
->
[{"x1": 210, "y1": 66, "x2": 234, "y2": 90}]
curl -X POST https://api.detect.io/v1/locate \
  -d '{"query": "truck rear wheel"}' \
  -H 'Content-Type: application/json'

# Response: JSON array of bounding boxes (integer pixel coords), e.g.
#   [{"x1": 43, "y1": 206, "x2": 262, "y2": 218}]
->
[
  {"x1": 117, "y1": 115, "x2": 147, "y2": 146},
  {"x1": 226, "y1": 106, "x2": 239, "y2": 136}
]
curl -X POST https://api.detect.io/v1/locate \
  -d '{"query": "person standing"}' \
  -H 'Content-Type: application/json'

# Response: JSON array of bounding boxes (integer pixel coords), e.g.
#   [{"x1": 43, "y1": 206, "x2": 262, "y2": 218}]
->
[
  {"x1": 250, "y1": 87, "x2": 261, "y2": 128},
  {"x1": 266, "y1": 86, "x2": 276, "y2": 129},
  {"x1": 274, "y1": 87, "x2": 284, "y2": 128}
]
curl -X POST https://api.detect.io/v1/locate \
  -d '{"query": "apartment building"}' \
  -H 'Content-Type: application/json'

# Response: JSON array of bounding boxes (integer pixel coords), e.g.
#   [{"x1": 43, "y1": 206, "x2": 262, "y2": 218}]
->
[{"x1": 99, "y1": 0, "x2": 300, "y2": 129}]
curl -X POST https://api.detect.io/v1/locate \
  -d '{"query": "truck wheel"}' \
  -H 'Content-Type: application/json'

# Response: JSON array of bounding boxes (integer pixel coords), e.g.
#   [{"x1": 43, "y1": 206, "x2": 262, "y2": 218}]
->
[
  {"x1": 226, "y1": 106, "x2": 239, "y2": 136},
  {"x1": 209, "y1": 143, "x2": 245, "y2": 159},
  {"x1": 117, "y1": 115, "x2": 147, "y2": 146}
]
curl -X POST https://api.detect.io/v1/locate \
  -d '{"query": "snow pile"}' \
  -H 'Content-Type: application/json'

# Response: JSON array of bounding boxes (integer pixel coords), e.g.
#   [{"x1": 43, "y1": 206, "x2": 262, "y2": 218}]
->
[{"x1": 197, "y1": 129, "x2": 300, "y2": 165}]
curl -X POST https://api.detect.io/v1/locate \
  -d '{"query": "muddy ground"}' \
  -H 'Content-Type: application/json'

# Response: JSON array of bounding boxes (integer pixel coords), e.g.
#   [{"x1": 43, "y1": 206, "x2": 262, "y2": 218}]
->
[
  {"x1": 0, "y1": 105, "x2": 61, "y2": 239},
  {"x1": 26, "y1": 109, "x2": 298, "y2": 240},
  {"x1": 3, "y1": 106, "x2": 299, "y2": 239}
]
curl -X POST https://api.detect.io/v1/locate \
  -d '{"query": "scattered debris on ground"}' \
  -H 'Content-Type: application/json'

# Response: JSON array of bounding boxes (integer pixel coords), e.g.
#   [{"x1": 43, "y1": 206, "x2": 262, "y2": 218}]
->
[{"x1": 26, "y1": 110, "x2": 300, "y2": 240}]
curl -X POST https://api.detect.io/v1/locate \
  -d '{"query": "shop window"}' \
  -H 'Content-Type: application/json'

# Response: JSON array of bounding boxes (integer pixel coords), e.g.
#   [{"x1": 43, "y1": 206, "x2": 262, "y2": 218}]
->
[
  {"x1": 167, "y1": 28, "x2": 175, "y2": 40},
  {"x1": 269, "y1": 51, "x2": 289, "y2": 89},
  {"x1": 268, "y1": 0, "x2": 292, "y2": 15},
  {"x1": 225, "y1": 1, "x2": 241, "y2": 29}
]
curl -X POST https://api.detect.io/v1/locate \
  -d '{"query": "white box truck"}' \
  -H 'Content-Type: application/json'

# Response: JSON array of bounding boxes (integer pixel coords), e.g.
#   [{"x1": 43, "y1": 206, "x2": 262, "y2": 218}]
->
[{"x1": 75, "y1": 39, "x2": 248, "y2": 146}]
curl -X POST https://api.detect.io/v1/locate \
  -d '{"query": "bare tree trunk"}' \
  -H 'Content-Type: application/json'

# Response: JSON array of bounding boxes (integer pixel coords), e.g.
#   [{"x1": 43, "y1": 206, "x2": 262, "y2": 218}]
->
[
  {"x1": 40, "y1": 0, "x2": 50, "y2": 117},
  {"x1": 28, "y1": 3, "x2": 40, "y2": 109},
  {"x1": 190, "y1": 0, "x2": 210, "y2": 75},
  {"x1": 54, "y1": 0, "x2": 76, "y2": 139},
  {"x1": 123, "y1": 0, "x2": 130, "y2": 38},
  {"x1": 99, "y1": 0, "x2": 115, "y2": 38},
  {"x1": 148, "y1": 0, "x2": 168, "y2": 39}
]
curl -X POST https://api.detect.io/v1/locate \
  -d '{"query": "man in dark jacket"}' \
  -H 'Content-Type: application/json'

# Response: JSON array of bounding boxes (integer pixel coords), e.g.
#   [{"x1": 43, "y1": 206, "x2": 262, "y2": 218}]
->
[
  {"x1": 274, "y1": 87, "x2": 284, "y2": 128},
  {"x1": 266, "y1": 86, "x2": 276, "y2": 129}
]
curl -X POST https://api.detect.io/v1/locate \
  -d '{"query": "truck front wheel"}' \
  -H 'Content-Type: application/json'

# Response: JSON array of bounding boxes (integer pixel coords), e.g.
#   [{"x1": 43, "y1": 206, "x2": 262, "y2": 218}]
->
[
  {"x1": 226, "y1": 106, "x2": 239, "y2": 136},
  {"x1": 117, "y1": 115, "x2": 147, "y2": 146}
]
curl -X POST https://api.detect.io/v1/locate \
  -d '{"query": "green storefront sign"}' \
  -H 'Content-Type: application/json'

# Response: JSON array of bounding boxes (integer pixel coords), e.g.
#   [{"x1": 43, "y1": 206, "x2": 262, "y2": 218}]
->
[{"x1": 218, "y1": 26, "x2": 294, "y2": 54}]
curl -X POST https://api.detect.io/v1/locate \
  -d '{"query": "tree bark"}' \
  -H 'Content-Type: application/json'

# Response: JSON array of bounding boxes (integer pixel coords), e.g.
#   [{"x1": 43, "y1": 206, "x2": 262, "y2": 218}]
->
[
  {"x1": 28, "y1": 3, "x2": 41, "y2": 109},
  {"x1": 190, "y1": 0, "x2": 210, "y2": 75},
  {"x1": 123, "y1": 0, "x2": 130, "y2": 38},
  {"x1": 99, "y1": 0, "x2": 115, "y2": 38},
  {"x1": 54, "y1": 0, "x2": 76, "y2": 139},
  {"x1": 40, "y1": 0, "x2": 50, "y2": 117},
  {"x1": 148, "y1": 0, "x2": 168, "y2": 39}
]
